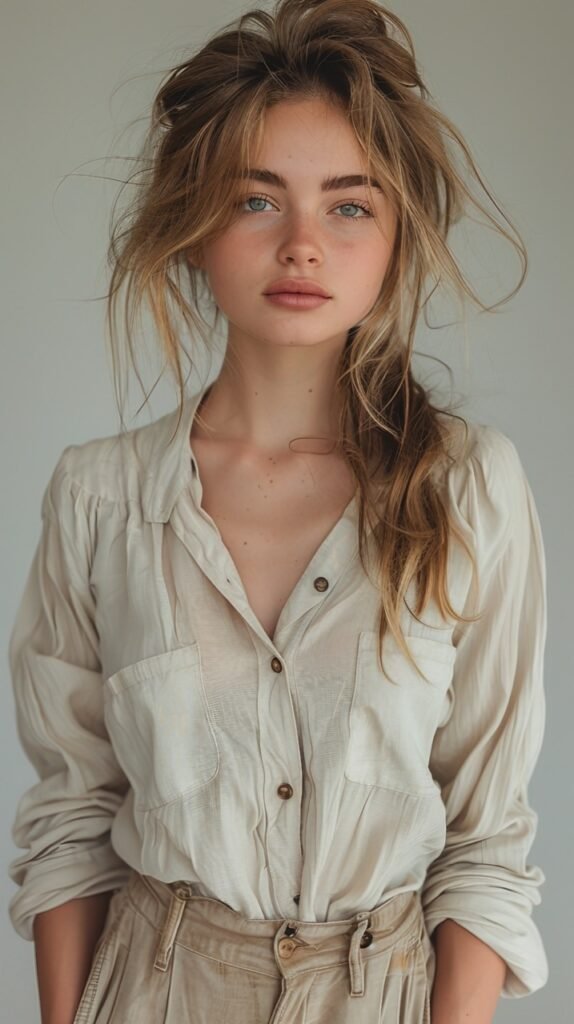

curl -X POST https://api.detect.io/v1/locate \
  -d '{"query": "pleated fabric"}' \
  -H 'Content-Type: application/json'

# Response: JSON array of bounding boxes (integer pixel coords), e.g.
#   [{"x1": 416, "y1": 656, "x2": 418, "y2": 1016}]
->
[{"x1": 72, "y1": 870, "x2": 433, "y2": 1024}]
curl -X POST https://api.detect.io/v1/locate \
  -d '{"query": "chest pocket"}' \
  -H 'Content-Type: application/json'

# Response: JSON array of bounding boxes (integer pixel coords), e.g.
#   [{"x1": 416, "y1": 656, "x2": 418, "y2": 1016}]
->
[
  {"x1": 344, "y1": 631, "x2": 456, "y2": 795},
  {"x1": 103, "y1": 643, "x2": 220, "y2": 811}
]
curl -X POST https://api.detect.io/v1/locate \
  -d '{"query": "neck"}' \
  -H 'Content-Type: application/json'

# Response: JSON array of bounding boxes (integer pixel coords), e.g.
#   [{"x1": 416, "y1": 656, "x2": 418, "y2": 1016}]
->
[{"x1": 193, "y1": 355, "x2": 346, "y2": 455}]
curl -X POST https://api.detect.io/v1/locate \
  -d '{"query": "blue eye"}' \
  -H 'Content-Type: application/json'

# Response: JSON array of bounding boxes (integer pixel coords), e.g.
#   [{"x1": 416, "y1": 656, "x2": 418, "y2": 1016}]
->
[
  {"x1": 337, "y1": 202, "x2": 372, "y2": 218},
  {"x1": 244, "y1": 195, "x2": 273, "y2": 212},
  {"x1": 238, "y1": 193, "x2": 373, "y2": 218}
]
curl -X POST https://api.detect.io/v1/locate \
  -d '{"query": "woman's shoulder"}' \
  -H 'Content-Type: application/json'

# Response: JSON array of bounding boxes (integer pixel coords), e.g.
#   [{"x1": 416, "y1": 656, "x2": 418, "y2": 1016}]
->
[
  {"x1": 439, "y1": 413, "x2": 525, "y2": 486},
  {"x1": 437, "y1": 413, "x2": 532, "y2": 546},
  {"x1": 439, "y1": 412, "x2": 520, "y2": 466},
  {"x1": 41, "y1": 402, "x2": 190, "y2": 516}
]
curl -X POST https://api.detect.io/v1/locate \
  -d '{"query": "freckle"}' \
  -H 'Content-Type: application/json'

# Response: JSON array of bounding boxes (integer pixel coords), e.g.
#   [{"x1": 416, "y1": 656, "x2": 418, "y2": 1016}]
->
[{"x1": 243, "y1": 540, "x2": 248, "y2": 545}]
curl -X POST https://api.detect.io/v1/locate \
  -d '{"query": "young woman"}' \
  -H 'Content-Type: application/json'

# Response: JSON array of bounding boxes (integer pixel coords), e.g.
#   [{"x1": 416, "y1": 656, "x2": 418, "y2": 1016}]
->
[{"x1": 7, "y1": 1, "x2": 548, "y2": 1022}]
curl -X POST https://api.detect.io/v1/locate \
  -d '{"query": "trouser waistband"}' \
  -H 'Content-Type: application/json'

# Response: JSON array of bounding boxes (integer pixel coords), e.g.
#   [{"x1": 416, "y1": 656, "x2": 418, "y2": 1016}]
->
[{"x1": 124, "y1": 871, "x2": 426, "y2": 1000}]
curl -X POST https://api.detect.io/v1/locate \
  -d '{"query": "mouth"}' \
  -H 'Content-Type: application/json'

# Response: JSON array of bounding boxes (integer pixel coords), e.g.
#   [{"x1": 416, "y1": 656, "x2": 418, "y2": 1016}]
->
[
  {"x1": 263, "y1": 291, "x2": 331, "y2": 308},
  {"x1": 263, "y1": 279, "x2": 332, "y2": 299},
  {"x1": 266, "y1": 290, "x2": 329, "y2": 297}
]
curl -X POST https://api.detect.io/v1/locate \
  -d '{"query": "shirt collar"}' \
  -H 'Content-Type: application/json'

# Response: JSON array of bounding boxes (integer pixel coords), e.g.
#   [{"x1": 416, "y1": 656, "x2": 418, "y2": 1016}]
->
[{"x1": 141, "y1": 380, "x2": 212, "y2": 523}]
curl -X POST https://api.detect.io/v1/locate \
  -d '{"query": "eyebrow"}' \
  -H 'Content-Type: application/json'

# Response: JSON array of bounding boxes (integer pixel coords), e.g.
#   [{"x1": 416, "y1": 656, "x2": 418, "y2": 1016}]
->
[{"x1": 236, "y1": 168, "x2": 384, "y2": 193}]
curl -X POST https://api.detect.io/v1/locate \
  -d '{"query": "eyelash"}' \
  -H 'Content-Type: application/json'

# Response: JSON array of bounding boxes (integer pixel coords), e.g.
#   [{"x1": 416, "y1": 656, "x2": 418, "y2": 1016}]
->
[{"x1": 238, "y1": 192, "x2": 374, "y2": 219}]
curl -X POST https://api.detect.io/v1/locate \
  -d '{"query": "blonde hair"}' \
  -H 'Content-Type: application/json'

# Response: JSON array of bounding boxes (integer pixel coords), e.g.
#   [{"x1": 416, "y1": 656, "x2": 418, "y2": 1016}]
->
[{"x1": 105, "y1": 0, "x2": 527, "y2": 677}]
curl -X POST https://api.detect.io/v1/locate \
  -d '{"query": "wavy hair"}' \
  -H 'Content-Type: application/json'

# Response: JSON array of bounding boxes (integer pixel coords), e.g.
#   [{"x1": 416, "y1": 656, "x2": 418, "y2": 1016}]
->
[{"x1": 104, "y1": 0, "x2": 527, "y2": 677}]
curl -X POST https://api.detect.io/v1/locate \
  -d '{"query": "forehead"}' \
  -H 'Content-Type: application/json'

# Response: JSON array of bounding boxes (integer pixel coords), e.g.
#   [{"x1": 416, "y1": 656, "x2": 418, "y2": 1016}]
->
[{"x1": 250, "y1": 96, "x2": 366, "y2": 166}]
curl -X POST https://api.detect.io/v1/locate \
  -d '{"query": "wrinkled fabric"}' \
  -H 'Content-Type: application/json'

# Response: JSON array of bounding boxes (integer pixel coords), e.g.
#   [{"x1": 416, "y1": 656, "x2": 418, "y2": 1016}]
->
[
  {"x1": 71, "y1": 870, "x2": 432, "y2": 1024},
  {"x1": 7, "y1": 381, "x2": 548, "y2": 999}
]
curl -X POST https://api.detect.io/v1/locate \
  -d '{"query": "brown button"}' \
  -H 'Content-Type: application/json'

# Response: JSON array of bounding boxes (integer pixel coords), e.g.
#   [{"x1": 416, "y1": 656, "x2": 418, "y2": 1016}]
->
[
  {"x1": 277, "y1": 783, "x2": 293, "y2": 800},
  {"x1": 313, "y1": 576, "x2": 329, "y2": 592},
  {"x1": 360, "y1": 930, "x2": 373, "y2": 948},
  {"x1": 278, "y1": 937, "x2": 296, "y2": 958},
  {"x1": 284, "y1": 924, "x2": 298, "y2": 937},
  {"x1": 271, "y1": 657, "x2": 283, "y2": 673}
]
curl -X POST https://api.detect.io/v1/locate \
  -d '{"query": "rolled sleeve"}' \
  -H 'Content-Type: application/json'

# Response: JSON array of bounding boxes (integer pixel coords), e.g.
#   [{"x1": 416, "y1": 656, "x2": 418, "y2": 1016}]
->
[
  {"x1": 421, "y1": 428, "x2": 549, "y2": 998},
  {"x1": 7, "y1": 447, "x2": 131, "y2": 941}
]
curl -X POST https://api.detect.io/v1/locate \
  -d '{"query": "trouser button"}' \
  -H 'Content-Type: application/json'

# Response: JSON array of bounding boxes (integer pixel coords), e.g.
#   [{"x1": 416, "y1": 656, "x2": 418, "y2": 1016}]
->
[{"x1": 278, "y1": 937, "x2": 297, "y2": 958}]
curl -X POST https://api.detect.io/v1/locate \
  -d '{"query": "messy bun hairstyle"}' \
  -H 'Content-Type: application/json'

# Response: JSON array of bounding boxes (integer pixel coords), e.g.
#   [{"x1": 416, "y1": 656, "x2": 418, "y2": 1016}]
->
[{"x1": 105, "y1": 0, "x2": 527, "y2": 674}]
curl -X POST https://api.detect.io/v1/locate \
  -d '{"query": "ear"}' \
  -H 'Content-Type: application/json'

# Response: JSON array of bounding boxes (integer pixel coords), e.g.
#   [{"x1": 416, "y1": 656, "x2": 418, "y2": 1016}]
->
[{"x1": 186, "y1": 248, "x2": 204, "y2": 270}]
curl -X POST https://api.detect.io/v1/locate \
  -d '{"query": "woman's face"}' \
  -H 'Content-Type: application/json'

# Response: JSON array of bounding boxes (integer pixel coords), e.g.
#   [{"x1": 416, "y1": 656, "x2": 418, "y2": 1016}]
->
[{"x1": 194, "y1": 95, "x2": 397, "y2": 354}]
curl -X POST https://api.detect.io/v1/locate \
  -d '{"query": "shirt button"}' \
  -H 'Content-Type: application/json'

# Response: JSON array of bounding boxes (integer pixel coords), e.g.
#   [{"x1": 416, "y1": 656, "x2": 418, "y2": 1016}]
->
[
  {"x1": 271, "y1": 657, "x2": 283, "y2": 673},
  {"x1": 277, "y1": 783, "x2": 293, "y2": 799},
  {"x1": 278, "y1": 937, "x2": 296, "y2": 958},
  {"x1": 313, "y1": 576, "x2": 329, "y2": 592},
  {"x1": 360, "y1": 930, "x2": 373, "y2": 948}
]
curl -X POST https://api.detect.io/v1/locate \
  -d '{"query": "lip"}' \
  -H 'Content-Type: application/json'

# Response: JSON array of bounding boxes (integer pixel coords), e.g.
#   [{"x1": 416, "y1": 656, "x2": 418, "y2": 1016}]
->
[
  {"x1": 263, "y1": 277, "x2": 331, "y2": 298},
  {"x1": 264, "y1": 292, "x2": 330, "y2": 309}
]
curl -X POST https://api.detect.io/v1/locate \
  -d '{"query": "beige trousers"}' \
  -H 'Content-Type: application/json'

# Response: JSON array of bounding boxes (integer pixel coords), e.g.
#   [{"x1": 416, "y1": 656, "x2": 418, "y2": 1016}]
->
[{"x1": 72, "y1": 870, "x2": 434, "y2": 1023}]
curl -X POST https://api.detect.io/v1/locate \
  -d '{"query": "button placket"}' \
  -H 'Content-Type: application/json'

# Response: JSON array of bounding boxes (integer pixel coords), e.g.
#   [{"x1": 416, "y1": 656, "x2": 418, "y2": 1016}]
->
[{"x1": 256, "y1": 647, "x2": 302, "y2": 909}]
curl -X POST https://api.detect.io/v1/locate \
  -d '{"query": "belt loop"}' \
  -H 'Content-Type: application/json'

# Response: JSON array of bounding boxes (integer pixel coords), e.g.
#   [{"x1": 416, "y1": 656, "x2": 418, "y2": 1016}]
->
[
  {"x1": 153, "y1": 883, "x2": 192, "y2": 972},
  {"x1": 348, "y1": 911, "x2": 370, "y2": 997}
]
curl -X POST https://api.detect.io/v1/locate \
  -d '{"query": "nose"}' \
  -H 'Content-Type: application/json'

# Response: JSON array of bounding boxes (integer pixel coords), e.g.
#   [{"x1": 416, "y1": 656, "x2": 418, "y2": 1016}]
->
[{"x1": 276, "y1": 211, "x2": 323, "y2": 265}]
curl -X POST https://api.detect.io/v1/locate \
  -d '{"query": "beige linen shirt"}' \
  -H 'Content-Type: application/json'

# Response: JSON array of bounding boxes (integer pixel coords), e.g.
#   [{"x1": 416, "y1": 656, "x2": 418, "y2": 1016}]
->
[{"x1": 7, "y1": 383, "x2": 548, "y2": 998}]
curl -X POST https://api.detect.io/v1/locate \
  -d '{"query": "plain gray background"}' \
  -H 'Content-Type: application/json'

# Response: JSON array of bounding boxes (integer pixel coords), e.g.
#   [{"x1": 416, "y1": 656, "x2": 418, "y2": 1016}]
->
[{"x1": 2, "y1": 1, "x2": 571, "y2": 1019}]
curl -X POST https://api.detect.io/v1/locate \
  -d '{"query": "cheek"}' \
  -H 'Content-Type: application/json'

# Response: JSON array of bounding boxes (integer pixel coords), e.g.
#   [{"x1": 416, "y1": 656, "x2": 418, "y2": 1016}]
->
[
  {"x1": 373, "y1": 239, "x2": 394, "y2": 283},
  {"x1": 201, "y1": 242, "x2": 238, "y2": 294},
  {"x1": 348, "y1": 242, "x2": 392, "y2": 288},
  {"x1": 341, "y1": 226, "x2": 393, "y2": 262},
  {"x1": 201, "y1": 239, "x2": 258, "y2": 313},
  {"x1": 203, "y1": 231, "x2": 260, "y2": 282}
]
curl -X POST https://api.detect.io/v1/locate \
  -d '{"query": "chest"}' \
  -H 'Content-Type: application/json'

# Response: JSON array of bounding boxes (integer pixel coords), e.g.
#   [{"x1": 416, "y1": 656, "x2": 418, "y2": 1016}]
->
[{"x1": 190, "y1": 438, "x2": 358, "y2": 641}]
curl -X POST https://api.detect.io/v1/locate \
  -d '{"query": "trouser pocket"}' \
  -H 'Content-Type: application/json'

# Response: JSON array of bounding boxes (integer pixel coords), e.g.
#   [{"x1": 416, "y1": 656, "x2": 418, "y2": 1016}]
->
[{"x1": 71, "y1": 887, "x2": 130, "y2": 1024}]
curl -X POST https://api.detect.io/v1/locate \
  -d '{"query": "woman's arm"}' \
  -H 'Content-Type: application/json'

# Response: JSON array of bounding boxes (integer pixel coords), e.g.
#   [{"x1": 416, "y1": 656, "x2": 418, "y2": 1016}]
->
[
  {"x1": 33, "y1": 891, "x2": 113, "y2": 1024},
  {"x1": 421, "y1": 428, "x2": 548, "y2": 1002},
  {"x1": 430, "y1": 919, "x2": 506, "y2": 1023},
  {"x1": 8, "y1": 444, "x2": 131, "y2": 1006}
]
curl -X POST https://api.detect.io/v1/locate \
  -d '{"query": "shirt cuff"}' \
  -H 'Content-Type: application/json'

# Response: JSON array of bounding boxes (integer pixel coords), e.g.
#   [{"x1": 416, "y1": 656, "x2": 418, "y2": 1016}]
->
[
  {"x1": 423, "y1": 890, "x2": 549, "y2": 998},
  {"x1": 8, "y1": 841, "x2": 133, "y2": 942}
]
